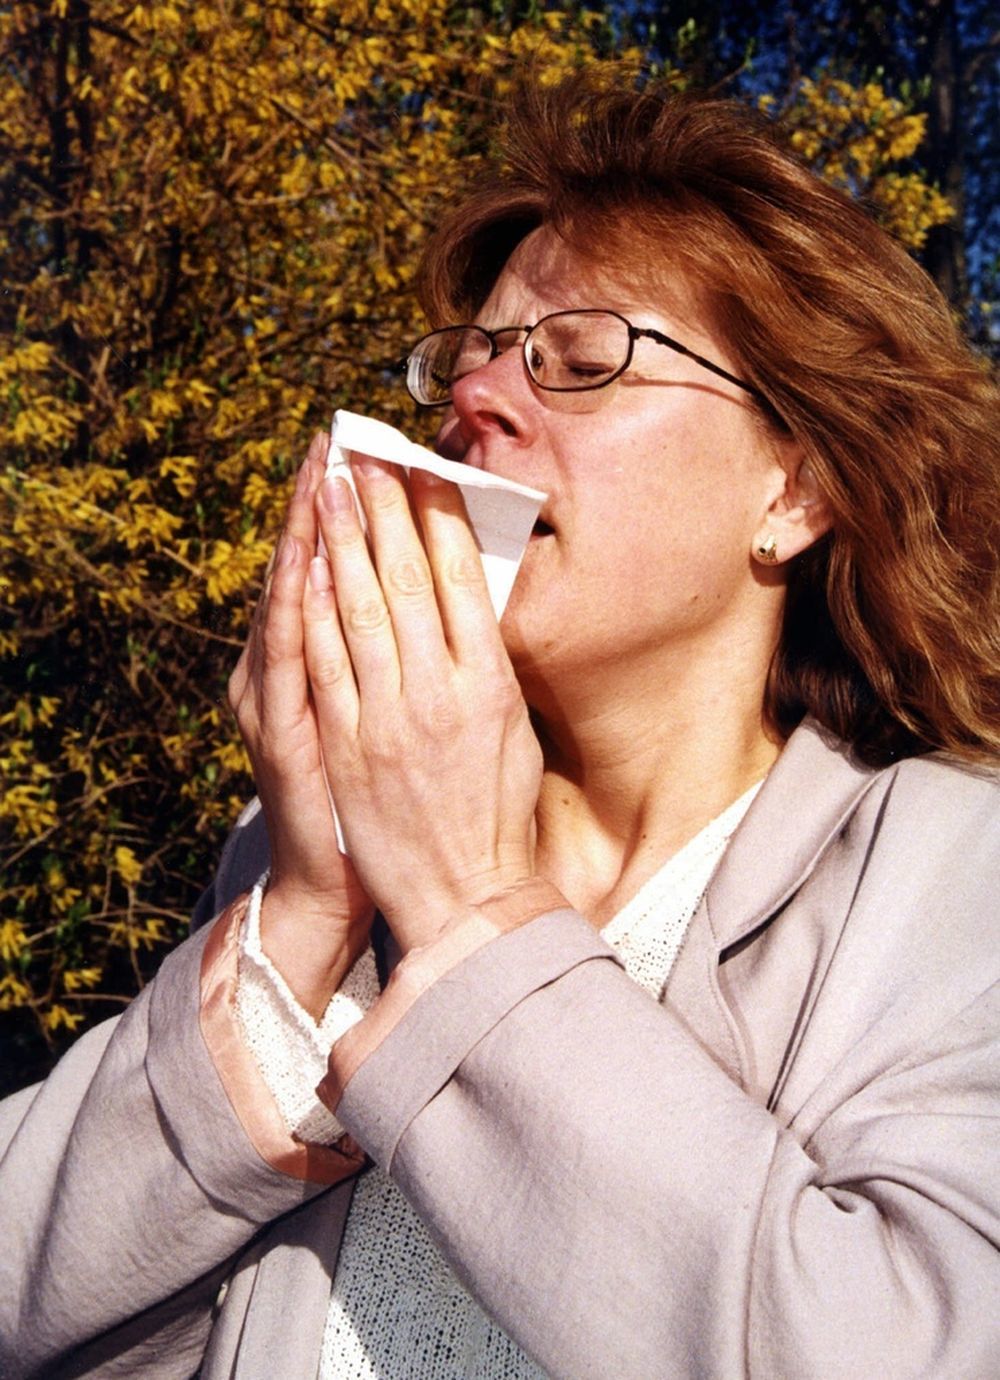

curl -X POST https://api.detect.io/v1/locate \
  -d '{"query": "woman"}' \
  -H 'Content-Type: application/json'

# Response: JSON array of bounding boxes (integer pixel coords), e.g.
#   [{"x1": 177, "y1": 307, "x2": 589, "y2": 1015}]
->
[{"x1": 2, "y1": 75, "x2": 998, "y2": 1378}]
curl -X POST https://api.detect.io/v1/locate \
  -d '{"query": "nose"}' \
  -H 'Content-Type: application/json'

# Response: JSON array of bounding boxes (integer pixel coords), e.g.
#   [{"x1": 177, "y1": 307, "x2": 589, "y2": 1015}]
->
[{"x1": 449, "y1": 339, "x2": 537, "y2": 450}]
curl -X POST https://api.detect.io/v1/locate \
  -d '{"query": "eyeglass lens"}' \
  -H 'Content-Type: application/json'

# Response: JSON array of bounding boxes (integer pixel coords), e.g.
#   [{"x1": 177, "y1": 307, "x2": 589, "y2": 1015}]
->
[
  {"x1": 526, "y1": 312, "x2": 627, "y2": 391},
  {"x1": 406, "y1": 329, "x2": 488, "y2": 405},
  {"x1": 407, "y1": 311, "x2": 632, "y2": 405}
]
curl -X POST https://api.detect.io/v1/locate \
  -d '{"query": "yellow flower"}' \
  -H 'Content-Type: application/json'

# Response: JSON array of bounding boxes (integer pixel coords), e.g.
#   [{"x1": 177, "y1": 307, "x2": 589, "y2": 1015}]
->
[
  {"x1": 63, "y1": 966, "x2": 103, "y2": 992},
  {"x1": 43, "y1": 1005, "x2": 85, "y2": 1033},
  {"x1": 114, "y1": 845, "x2": 144, "y2": 885},
  {"x1": 0, "y1": 920, "x2": 27, "y2": 963}
]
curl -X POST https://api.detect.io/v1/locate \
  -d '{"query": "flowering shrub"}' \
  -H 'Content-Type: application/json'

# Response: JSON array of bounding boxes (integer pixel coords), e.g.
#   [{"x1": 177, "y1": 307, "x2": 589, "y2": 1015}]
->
[{"x1": 779, "y1": 76, "x2": 953, "y2": 248}]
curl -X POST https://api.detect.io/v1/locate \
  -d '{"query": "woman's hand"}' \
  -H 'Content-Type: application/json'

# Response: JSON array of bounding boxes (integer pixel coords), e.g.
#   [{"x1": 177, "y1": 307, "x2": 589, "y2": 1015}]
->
[
  {"x1": 302, "y1": 456, "x2": 543, "y2": 954},
  {"x1": 228, "y1": 433, "x2": 374, "y2": 1016}
]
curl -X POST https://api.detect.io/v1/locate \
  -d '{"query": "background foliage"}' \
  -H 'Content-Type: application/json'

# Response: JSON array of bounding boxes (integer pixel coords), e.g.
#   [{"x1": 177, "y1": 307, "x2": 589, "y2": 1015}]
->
[
  {"x1": 0, "y1": 0, "x2": 982, "y2": 1091},
  {"x1": 623, "y1": 0, "x2": 999, "y2": 351}
]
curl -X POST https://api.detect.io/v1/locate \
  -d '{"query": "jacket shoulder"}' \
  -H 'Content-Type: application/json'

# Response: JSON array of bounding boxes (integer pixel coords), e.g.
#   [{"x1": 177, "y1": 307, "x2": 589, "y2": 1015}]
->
[{"x1": 875, "y1": 752, "x2": 1000, "y2": 855}]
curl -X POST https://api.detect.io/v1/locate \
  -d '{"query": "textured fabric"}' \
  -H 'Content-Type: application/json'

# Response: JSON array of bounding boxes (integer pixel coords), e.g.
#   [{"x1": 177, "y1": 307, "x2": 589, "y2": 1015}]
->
[
  {"x1": 321, "y1": 880, "x2": 571, "y2": 1110},
  {"x1": 0, "y1": 918, "x2": 334, "y2": 1379},
  {"x1": 599, "y1": 778, "x2": 761, "y2": 997},
  {"x1": 242, "y1": 782, "x2": 760, "y2": 1144},
  {"x1": 322, "y1": 1170, "x2": 550, "y2": 1380},
  {"x1": 237, "y1": 873, "x2": 381, "y2": 1143},
  {"x1": 199, "y1": 893, "x2": 367, "y2": 1182},
  {"x1": 2, "y1": 721, "x2": 998, "y2": 1380}
]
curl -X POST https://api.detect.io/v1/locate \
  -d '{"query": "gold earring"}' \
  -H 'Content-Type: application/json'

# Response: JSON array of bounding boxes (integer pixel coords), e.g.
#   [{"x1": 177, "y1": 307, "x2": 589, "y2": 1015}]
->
[{"x1": 755, "y1": 534, "x2": 779, "y2": 564}]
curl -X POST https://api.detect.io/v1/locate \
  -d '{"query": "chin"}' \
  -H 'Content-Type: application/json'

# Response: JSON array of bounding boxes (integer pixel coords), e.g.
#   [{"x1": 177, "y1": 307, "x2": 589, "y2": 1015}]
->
[
  {"x1": 499, "y1": 604, "x2": 539, "y2": 667},
  {"x1": 502, "y1": 608, "x2": 564, "y2": 686}
]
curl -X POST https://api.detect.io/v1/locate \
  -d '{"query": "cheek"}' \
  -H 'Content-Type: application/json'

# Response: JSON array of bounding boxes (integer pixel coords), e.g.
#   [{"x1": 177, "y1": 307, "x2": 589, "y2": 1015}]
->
[
  {"x1": 565, "y1": 469, "x2": 764, "y2": 629},
  {"x1": 571, "y1": 442, "x2": 723, "y2": 569},
  {"x1": 609, "y1": 407, "x2": 773, "y2": 544},
  {"x1": 504, "y1": 405, "x2": 771, "y2": 641}
]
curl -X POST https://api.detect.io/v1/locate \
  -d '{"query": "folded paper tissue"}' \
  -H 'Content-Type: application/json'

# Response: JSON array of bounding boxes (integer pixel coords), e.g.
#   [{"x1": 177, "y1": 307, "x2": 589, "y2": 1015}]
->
[
  {"x1": 323, "y1": 409, "x2": 547, "y2": 851},
  {"x1": 327, "y1": 409, "x2": 546, "y2": 616}
]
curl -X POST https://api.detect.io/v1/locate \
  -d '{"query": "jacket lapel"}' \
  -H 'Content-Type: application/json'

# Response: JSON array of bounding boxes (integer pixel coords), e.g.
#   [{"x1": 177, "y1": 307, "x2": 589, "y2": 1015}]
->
[
  {"x1": 706, "y1": 719, "x2": 881, "y2": 954},
  {"x1": 665, "y1": 720, "x2": 883, "y2": 1084}
]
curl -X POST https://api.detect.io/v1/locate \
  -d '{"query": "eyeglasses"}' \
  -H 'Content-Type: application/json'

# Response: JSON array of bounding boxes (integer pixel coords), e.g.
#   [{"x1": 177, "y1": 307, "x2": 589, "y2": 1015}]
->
[{"x1": 400, "y1": 308, "x2": 766, "y2": 408}]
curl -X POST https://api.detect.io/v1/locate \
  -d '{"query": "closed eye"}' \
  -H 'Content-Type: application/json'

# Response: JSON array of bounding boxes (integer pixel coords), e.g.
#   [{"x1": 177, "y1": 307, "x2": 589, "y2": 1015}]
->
[{"x1": 565, "y1": 360, "x2": 615, "y2": 379}]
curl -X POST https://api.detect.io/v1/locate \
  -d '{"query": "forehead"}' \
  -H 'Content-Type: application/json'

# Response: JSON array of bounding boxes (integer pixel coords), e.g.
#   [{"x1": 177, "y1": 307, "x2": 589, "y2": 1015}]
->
[{"x1": 477, "y1": 226, "x2": 715, "y2": 339}]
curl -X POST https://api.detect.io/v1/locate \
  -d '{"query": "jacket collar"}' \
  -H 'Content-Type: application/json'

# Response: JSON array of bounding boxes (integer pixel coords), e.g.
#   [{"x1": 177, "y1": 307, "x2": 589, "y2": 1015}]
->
[{"x1": 704, "y1": 718, "x2": 885, "y2": 953}]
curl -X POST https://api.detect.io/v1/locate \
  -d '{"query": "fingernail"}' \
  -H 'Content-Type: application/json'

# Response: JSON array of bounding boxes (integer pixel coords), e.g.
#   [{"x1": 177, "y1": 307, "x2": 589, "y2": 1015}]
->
[
  {"x1": 354, "y1": 456, "x2": 388, "y2": 479},
  {"x1": 319, "y1": 476, "x2": 354, "y2": 515},
  {"x1": 308, "y1": 556, "x2": 332, "y2": 591},
  {"x1": 411, "y1": 465, "x2": 447, "y2": 489},
  {"x1": 307, "y1": 431, "x2": 330, "y2": 463}
]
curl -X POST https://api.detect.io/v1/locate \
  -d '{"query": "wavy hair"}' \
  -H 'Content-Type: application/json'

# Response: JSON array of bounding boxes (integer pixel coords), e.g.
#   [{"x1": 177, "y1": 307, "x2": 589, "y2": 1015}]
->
[{"x1": 417, "y1": 72, "x2": 1000, "y2": 766}]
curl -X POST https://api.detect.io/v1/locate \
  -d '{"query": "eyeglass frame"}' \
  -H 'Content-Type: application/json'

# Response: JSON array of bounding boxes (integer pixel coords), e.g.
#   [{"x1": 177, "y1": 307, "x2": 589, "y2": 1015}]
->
[{"x1": 398, "y1": 308, "x2": 768, "y2": 408}]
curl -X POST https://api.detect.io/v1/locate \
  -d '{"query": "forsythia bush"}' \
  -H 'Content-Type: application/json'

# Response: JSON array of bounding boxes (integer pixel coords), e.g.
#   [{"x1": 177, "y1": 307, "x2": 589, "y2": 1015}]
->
[
  {"x1": 0, "y1": 0, "x2": 952, "y2": 1084},
  {"x1": 778, "y1": 75, "x2": 954, "y2": 249}
]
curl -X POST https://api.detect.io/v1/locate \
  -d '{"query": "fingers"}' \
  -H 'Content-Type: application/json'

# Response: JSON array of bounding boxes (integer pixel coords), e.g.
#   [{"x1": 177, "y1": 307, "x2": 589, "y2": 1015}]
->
[
  {"x1": 256, "y1": 532, "x2": 311, "y2": 738},
  {"x1": 284, "y1": 432, "x2": 328, "y2": 552},
  {"x1": 311, "y1": 474, "x2": 401, "y2": 706},
  {"x1": 405, "y1": 467, "x2": 502, "y2": 667},
  {"x1": 337, "y1": 458, "x2": 498, "y2": 658},
  {"x1": 228, "y1": 434, "x2": 328, "y2": 724},
  {"x1": 302, "y1": 549, "x2": 359, "y2": 728},
  {"x1": 300, "y1": 453, "x2": 541, "y2": 936},
  {"x1": 259, "y1": 434, "x2": 328, "y2": 637},
  {"x1": 350, "y1": 459, "x2": 455, "y2": 682},
  {"x1": 308, "y1": 455, "x2": 506, "y2": 713}
]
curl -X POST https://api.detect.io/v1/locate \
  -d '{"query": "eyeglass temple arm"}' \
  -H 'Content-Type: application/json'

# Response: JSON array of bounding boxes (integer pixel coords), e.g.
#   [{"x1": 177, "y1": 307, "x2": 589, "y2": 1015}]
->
[{"x1": 633, "y1": 326, "x2": 763, "y2": 399}]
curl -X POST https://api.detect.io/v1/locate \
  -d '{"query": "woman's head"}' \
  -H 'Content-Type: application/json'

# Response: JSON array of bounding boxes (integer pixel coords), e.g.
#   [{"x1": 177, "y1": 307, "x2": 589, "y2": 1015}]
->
[
  {"x1": 418, "y1": 72, "x2": 1000, "y2": 765},
  {"x1": 429, "y1": 225, "x2": 824, "y2": 725}
]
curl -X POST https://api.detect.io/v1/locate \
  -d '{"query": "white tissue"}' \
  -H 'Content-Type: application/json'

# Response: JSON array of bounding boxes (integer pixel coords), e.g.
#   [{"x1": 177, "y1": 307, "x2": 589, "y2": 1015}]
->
[
  {"x1": 326, "y1": 410, "x2": 545, "y2": 617},
  {"x1": 322, "y1": 410, "x2": 546, "y2": 852}
]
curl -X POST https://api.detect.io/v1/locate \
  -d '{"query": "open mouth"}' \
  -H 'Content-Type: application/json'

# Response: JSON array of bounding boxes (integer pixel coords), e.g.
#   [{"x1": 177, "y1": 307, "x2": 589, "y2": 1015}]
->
[{"x1": 532, "y1": 518, "x2": 555, "y2": 537}]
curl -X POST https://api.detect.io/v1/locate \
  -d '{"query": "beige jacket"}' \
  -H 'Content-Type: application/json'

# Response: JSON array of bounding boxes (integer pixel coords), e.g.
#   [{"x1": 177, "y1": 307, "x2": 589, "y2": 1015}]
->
[{"x1": 1, "y1": 720, "x2": 998, "y2": 1378}]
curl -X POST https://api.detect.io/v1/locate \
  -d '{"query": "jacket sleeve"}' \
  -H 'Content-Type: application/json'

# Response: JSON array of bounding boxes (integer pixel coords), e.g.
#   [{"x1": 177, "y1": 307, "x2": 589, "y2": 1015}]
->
[
  {"x1": 0, "y1": 921, "x2": 348, "y2": 1379},
  {"x1": 332, "y1": 786, "x2": 1000, "y2": 1379},
  {"x1": 0, "y1": 800, "x2": 359, "y2": 1380}
]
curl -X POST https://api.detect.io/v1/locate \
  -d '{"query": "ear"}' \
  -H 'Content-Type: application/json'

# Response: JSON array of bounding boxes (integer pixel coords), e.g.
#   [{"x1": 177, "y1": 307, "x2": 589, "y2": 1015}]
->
[{"x1": 751, "y1": 443, "x2": 833, "y2": 567}]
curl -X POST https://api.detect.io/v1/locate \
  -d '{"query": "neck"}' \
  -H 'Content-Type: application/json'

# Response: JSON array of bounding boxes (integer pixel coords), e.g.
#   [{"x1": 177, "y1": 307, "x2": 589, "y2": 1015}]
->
[{"x1": 522, "y1": 635, "x2": 782, "y2": 926}]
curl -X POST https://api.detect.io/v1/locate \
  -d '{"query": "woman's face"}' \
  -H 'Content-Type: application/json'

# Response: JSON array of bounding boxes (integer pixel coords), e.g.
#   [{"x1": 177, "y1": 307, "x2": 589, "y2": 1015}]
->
[{"x1": 434, "y1": 228, "x2": 794, "y2": 692}]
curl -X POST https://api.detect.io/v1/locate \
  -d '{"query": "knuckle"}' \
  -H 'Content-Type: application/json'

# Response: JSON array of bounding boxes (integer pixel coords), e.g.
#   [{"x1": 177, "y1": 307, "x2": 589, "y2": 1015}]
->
[
  {"x1": 347, "y1": 598, "x2": 390, "y2": 635},
  {"x1": 495, "y1": 672, "x2": 523, "y2": 709},
  {"x1": 386, "y1": 557, "x2": 432, "y2": 598},
  {"x1": 480, "y1": 675, "x2": 523, "y2": 722},
  {"x1": 260, "y1": 625, "x2": 289, "y2": 671},
  {"x1": 365, "y1": 477, "x2": 406, "y2": 514},
  {"x1": 444, "y1": 552, "x2": 484, "y2": 589},
  {"x1": 420, "y1": 691, "x2": 463, "y2": 738},
  {"x1": 310, "y1": 654, "x2": 351, "y2": 694},
  {"x1": 260, "y1": 647, "x2": 283, "y2": 678},
  {"x1": 357, "y1": 717, "x2": 401, "y2": 767}
]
